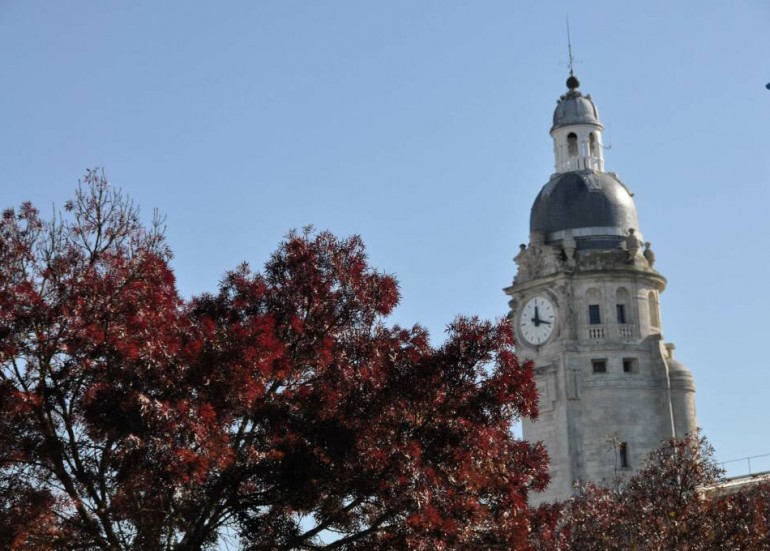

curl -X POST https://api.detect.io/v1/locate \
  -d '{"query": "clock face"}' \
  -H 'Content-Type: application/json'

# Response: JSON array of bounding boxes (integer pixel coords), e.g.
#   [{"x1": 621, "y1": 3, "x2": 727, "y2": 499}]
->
[{"x1": 519, "y1": 296, "x2": 556, "y2": 345}]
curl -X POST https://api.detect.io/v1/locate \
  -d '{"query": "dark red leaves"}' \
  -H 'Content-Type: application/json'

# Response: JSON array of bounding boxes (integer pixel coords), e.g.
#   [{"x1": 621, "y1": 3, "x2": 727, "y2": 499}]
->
[
  {"x1": 0, "y1": 175, "x2": 546, "y2": 550},
  {"x1": 532, "y1": 433, "x2": 770, "y2": 550}
]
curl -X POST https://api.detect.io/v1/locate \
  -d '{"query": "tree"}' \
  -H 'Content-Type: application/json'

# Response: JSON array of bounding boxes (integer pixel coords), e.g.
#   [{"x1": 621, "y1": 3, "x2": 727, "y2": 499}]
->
[
  {"x1": 534, "y1": 433, "x2": 770, "y2": 550},
  {"x1": 0, "y1": 171, "x2": 548, "y2": 550}
]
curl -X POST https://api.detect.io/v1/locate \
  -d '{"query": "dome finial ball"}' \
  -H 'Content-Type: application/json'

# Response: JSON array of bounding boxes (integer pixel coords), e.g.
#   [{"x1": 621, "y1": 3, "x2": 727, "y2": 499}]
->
[{"x1": 566, "y1": 75, "x2": 580, "y2": 90}]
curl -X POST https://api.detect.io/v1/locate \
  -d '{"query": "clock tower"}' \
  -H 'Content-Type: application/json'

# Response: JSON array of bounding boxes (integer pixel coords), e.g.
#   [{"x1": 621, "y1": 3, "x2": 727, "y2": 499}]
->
[{"x1": 505, "y1": 74, "x2": 697, "y2": 504}]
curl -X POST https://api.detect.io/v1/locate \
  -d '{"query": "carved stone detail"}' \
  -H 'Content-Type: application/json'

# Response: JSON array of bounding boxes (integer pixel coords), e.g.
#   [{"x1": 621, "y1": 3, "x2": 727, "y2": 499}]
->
[
  {"x1": 514, "y1": 232, "x2": 564, "y2": 283},
  {"x1": 623, "y1": 228, "x2": 641, "y2": 262},
  {"x1": 643, "y1": 241, "x2": 656, "y2": 267}
]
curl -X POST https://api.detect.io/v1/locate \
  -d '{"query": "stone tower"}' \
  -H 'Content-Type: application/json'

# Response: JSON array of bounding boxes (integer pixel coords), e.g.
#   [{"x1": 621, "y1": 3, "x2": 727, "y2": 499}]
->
[{"x1": 504, "y1": 75, "x2": 697, "y2": 505}]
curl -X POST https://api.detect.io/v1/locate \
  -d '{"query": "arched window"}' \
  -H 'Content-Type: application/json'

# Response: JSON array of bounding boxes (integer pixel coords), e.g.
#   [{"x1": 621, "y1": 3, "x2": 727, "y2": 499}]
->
[
  {"x1": 586, "y1": 288, "x2": 602, "y2": 325},
  {"x1": 589, "y1": 132, "x2": 598, "y2": 156},
  {"x1": 567, "y1": 132, "x2": 578, "y2": 157},
  {"x1": 615, "y1": 287, "x2": 630, "y2": 324},
  {"x1": 648, "y1": 291, "x2": 660, "y2": 329}
]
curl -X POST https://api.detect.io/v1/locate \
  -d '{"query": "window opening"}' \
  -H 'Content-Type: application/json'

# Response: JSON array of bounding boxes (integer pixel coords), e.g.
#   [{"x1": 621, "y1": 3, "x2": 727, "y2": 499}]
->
[
  {"x1": 567, "y1": 133, "x2": 578, "y2": 156},
  {"x1": 592, "y1": 359, "x2": 607, "y2": 374},
  {"x1": 589, "y1": 304, "x2": 601, "y2": 325},
  {"x1": 616, "y1": 304, "x2": 627, "y2": 324},
  {"x1": 619, "y1": 442, "x2": 629, "y2": 468},
  {"x1": 623, "y1": 358, "x2": 637, "y2": 373}
]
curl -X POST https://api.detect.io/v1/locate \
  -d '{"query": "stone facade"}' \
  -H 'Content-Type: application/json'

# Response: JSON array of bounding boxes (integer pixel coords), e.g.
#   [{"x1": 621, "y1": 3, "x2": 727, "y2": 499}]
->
[{"x1": 506, "y1": 76, "x2": 697, "y2": 505}]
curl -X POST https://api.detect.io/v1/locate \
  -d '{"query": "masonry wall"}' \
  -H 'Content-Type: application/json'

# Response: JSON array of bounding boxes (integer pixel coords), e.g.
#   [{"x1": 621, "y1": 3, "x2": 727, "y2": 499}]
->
[{"x1": 513, "y1": 268, "x2": 697, "y2": 505}]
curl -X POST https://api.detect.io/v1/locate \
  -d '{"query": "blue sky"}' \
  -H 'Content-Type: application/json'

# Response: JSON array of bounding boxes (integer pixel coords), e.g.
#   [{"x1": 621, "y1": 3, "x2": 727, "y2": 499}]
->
[{"x1": 2, "y1": 1, "x2": 769, "y2": 475}]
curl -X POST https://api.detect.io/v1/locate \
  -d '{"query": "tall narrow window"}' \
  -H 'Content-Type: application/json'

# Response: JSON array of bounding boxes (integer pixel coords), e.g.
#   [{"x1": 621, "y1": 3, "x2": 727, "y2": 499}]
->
[
  {"x1": 619, "y1": 442, "x2": 629, "y2": 468},
  {"x1": 589, "y1": 132, "x2": 598, "y2": 156},
  {"x1": 616, "y1": 304, "x2": 627, "y2": 324},
  {"x1": 567, "y1": 133, "x2": 578, "y2": 157},
  {"x1": 648, "y1": 291, "x2": 660, "y2": 328},
  {"x1": 589, "y1": 304, "x2": 601, "y2": 325}
]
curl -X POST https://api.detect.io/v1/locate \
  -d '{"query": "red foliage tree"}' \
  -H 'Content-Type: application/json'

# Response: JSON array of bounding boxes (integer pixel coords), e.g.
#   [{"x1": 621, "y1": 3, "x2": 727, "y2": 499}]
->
[
  {"x1": 0, "y1": 172, "x2": 547, "y2": 550},
  {"x1": 533, "y1": 433, "x2": 770, "y2": 550}
]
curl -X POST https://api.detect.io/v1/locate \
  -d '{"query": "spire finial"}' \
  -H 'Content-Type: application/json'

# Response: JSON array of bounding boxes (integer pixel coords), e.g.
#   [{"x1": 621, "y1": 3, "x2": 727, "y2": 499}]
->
[
  {"x1": 567, "y1": 15, "x2": 575, "y2": 77},
  {"x1": 565, "y1": 17, "x2": 580, "y2": 91}
]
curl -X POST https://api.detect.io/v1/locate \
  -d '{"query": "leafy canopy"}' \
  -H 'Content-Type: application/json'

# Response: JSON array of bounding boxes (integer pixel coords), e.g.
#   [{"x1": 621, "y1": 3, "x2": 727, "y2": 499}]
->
[
  {"x1": 532, "y1": 433, "x2": 770, "y2": 550},
  {"x1": 0, "y1": 171, "x2": 547, "y2": 550}
]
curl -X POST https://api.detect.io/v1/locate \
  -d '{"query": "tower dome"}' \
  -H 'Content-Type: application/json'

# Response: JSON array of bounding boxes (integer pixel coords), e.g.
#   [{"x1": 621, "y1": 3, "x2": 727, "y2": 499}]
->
[
  {"x1": 530, "y1": 170, "x2": 640, "y2": 248},
  {"x1": 552, "y1": 92, "x2": 602, "y2": 130},
  {"x1": 552, "y1": 77, "x2": 603, "y2": 131},
  {"x1": 549, "y1": 76, "x2": 606, "y2": 173},
  {"x1": 532, "y1": 76, "x2": 641, "y2": 248}
]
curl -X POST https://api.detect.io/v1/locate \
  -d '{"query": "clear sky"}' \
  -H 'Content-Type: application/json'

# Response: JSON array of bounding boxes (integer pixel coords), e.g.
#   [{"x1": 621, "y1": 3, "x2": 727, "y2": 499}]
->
[{"x1": 2, "y1": 1, "x2": 769, "y2": 476}]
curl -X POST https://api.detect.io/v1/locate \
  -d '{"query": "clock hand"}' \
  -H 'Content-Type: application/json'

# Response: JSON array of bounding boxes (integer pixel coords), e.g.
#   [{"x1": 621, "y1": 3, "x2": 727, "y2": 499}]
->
[{"x1": 532, "y1": 306, "x2": 541, "y2": 326}]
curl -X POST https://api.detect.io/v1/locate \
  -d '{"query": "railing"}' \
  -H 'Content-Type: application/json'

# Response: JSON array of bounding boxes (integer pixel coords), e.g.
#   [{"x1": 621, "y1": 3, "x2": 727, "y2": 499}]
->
[
  {"x1": 587, "y1": 327, "x2": 605, "y2": 339},
  {"x1": 586, "y1": 326, "x2": 635, "y2": 340},
  {"x1": 721, "y1": 453, "x2": 770, "y2": 478}
]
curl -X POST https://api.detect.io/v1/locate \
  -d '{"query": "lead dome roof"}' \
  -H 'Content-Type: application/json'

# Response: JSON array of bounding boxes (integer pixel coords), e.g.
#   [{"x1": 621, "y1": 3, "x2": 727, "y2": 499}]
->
[
  {"x1": 530, "y1": 170, "x2": 639, "y2": 237},
  {"x1": 552, "y1": 76, "x2": 603, "y2": 131}
]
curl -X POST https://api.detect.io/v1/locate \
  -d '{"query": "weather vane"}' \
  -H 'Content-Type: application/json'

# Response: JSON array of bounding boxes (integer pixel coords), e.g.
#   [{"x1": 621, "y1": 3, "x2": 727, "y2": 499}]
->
[
  {"x1": 567, "y1": 17, "x2": 576, "y2": 77},
  {"x1": 563, "y1": 17, "x2": 582, "y2": 90}
]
